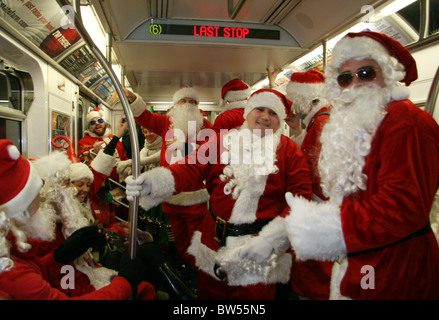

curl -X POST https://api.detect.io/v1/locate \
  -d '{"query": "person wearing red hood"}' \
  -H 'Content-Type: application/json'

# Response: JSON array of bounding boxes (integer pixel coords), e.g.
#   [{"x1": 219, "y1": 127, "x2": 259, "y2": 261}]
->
[
  {"x1": 284, "y1": 31, "x2": 439, "y2": 299},
  {"x1": 0, "y1": 139, "x2": 153, "y2": 300}
]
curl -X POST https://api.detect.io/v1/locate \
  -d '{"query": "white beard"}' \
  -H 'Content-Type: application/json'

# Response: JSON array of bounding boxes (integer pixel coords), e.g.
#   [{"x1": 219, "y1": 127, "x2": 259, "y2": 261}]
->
[
  {"x1": 220, "y1": 123, "x2": 281, "y2": 200},
  {"x1": 39, "y1": 178, "x2": 95, "y2": 239},
  {"x1": 55, "y1": 187, "x2": 95, "y2": 239},
  {"x1": 168, "y1": 103, "x2": 204, "y2": 139},
  {"x1": 318, "y1": 85, "x2": 389, "y2": 203},
  {"x1": 12, "y1": 205, "x2": 57, "y2": 243}
]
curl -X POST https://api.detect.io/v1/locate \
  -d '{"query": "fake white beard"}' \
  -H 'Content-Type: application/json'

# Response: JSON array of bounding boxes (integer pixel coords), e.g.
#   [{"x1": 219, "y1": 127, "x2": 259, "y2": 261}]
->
[
  {"x1": 318, "y1": 85, "x2": 389, "y2": 202},
  {"x1": 11, "y1": 205, "x2": 57, "y2": 243},
  {"x1": 168, "y1": 103, "x2": 204, "y2": 139},
  {"x1": 56, "y1": 187, "x2": 95, "y2": 239},
  {"x1": 220, "y1": 123, "x2": 281, "y2": 199}
]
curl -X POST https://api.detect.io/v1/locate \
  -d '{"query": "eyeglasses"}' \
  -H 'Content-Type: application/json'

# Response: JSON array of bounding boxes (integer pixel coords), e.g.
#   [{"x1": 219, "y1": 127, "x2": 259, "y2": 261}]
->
[
  {"x1": 90, "y1": 118, "x2": 104, "y2": 126},
  {"x1": 336, "y1": 66, "x2": 380, "y2": 88}
]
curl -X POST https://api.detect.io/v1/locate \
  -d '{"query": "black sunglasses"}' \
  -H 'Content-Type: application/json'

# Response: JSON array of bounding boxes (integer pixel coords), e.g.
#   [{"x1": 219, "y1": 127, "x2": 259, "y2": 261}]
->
[
  {"x1": 337, "y1": 66, "x2": 380, "y2": 88},
  {"x1": 90, "y1": 118, "x2": 104, "y2": 126}
]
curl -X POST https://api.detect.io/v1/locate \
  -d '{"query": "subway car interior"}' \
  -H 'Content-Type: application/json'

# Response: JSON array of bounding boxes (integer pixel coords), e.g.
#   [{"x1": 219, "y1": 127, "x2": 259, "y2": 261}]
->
[{"x1": 0, "y1": 0, "x2": 439, "y2": 302}]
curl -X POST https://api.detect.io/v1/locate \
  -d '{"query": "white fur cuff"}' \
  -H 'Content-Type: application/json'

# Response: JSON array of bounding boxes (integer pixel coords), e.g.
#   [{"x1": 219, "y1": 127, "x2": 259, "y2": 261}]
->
[
  {"x1": 139, "y1": 167, "x2": 176, "y2": 211},
  {"x1": 285, "y1": 195, "x2": 347, "y2": 262},
  {"x1": 130, "y1": 93, "x2": 147, "y2": 117},
  {"x1": 91, "y1": 150, "x2": 115, "y2": 176}
]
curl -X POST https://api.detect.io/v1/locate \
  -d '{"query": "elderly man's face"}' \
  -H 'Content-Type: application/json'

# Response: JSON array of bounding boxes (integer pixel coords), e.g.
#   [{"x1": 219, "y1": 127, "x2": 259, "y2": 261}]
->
[
  {"x1": 89, "y1": 117, "x2": 106, "y2": 136},
  {"x1": 337, "y1": 59, "x2": 385, "y2": 89}
]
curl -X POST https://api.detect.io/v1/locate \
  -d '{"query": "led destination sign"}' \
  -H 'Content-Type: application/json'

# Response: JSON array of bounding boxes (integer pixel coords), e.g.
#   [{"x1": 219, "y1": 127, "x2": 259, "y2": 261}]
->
[{"x1": 150, "y1": 23, "x2": 280, "y2": 40}]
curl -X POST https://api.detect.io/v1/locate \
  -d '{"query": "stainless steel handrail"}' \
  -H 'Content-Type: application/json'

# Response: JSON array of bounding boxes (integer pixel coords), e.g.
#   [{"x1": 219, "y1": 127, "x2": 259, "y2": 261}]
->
[
  {"x1": 427, "y1": 65, "x2": 439, "y2": 117},
  {"x1": 57, "y1": 0, "x2": 141, "y2": 259}
]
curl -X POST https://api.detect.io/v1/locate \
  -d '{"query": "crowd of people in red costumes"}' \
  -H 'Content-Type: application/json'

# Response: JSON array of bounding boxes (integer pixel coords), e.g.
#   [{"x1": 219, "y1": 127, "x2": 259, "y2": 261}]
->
[{"x1": 1, "y1": 31, "x2": 439, "y2": 300}]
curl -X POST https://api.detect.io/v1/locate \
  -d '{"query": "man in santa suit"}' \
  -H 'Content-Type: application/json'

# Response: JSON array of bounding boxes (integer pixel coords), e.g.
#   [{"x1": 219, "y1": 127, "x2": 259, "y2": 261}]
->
[
  {"x1": 125, "y1": 89, "x2": 312, "y2": 299},
  {"x1": 0, "y1": 139, "x2": 152, "y2": 300},
  {"x1": 284, "y1": 31, "x2": 439, "y2": 299},
  {"x1": 211, "y1": 78, "x2": 251, "y2": 132},
  {"x1": 78, "y1": 107, "x2": 128, "y2": 183},
  {"x1": 284, "y1": 70, "x2": 333, "y2": 299},
  {"x1": 123, "y1": 87, "x2": 212, "y2": 268}
]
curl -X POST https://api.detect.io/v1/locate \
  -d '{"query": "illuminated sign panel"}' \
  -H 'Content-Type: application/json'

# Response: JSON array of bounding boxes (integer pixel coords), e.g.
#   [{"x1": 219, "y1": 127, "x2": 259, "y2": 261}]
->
[
  {"x1": 127, "y1": 19, "x2": 299, "y2": 47},
  {"x1": 149, "y1": 23, "x2": 280, "y2": 40}
]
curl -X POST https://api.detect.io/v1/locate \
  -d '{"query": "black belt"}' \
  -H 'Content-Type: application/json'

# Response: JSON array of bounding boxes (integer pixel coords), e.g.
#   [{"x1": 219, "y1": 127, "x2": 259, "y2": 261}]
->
[
  {"x1": 348, "y1": 222, "x2": 431, "y2": 257},
  {"x1": 210, "y1": 208, "x2": 272, "y2": 246}
]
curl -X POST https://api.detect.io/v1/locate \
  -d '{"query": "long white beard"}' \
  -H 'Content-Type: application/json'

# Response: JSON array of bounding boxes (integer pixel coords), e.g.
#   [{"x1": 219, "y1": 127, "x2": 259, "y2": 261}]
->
[
  {"x1": 55, "y1": 187, "x2": 95, "y2": 239},
  {"x1": 11, "y1": 205, "x2": 57, "y2": 243},
  {"x1": 318, "y1": 85, "x2": 389, "y2": 203},
  {"x1": 220, "y1": 123, "x2": 281, "y2": 200},
  {"x1": 168, "y1": 103, "x2": 204, "y2": 139}
]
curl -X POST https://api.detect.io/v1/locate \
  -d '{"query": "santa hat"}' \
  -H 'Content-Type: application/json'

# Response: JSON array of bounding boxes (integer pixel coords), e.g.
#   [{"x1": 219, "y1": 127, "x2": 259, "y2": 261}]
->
[
  {"x1": 244, "y1": 89, "x2": 292, "y2": 124},
  {"x1": 69, "y1": 162, "x2": 94, "y2": 183},
  {"x1": 172, "y1": 86, "x2": 199, "y2": 105},
  {"x1": 222, "y1": 78, "x2": 251, "y2": 103},
  {"x1": 0, "y1": 140, "x2": 43, "y2": 219},
  {"x1": 286, "y1": 70, "x2": 325, "y2": 101},
  {"x1": 86, "y1": 107, "x2": 104, "y2": 124},
  {"x1": 327, "y1": 31, "x2": 417, "y2": 101}
]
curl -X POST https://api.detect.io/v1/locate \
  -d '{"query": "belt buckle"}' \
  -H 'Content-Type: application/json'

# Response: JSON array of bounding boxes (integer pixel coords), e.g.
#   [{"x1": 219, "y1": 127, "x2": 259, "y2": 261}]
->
[{"x1": 214, "y1": 216, "x2": 227, "y2": 243}]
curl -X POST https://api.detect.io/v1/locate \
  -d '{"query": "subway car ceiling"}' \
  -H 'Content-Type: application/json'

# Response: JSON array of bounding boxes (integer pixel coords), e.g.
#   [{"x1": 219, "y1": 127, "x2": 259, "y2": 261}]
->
[
  {"x1": 0, "y1": 0, "x2": 437, "y2": 114},
  {"x1": 91, "y1": 0, "x2": 390, "y2": 107}
]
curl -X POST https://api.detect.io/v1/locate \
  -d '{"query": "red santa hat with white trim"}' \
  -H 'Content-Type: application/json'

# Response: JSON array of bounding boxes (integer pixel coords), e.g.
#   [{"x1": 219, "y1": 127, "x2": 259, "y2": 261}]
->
[
  {"x1": 86, "y1": 107, "x2": 105, "y2": 124},
  {"x1": 172, "y1": 86, "x2": 199, "y2": 105},
  {"x1": 221, "y1": 78, "x2": 251, "y2": 109},
  {"x1": 286, "y1": 70, "x2": 326, "y2": 114},
  {"x1": 244, "y1": 89, "x2": 292, "y2": 128},
  {"x1": 0, "y1": 140, "x2": 43, "y2": 219},
  {"x1": 326, "y1": 31, "x2": 418, "y2": 101}
]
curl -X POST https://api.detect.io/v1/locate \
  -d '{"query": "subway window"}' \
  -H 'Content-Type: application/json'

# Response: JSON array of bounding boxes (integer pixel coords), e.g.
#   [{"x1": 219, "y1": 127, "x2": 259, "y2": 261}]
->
[{"x1": 0, "y1": 61, "x2": 33, "y2": 153}]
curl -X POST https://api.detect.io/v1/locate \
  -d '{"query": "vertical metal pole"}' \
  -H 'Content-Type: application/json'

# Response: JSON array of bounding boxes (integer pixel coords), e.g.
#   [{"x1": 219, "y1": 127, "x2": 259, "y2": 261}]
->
[{"x1": 58, "y1": 0, "x2": 140, "y2": 259}]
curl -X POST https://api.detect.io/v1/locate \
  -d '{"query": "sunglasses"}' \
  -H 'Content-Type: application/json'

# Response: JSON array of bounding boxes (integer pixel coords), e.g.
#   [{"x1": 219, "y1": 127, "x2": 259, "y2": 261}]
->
[
  {"x1": 337, "y1": 66, "x2": 380, "y2": 88},
  {"x1": 90, "y1": 118, "x2": 104, "y2": 126}
]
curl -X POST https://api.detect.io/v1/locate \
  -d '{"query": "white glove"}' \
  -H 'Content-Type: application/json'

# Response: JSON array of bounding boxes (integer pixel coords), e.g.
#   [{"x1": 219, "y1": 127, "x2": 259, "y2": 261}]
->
[
  {"x1": 125, "y1": 174, "x2": 152, "y2": 201},
  {"x1": 240, "y1": 236, "x2": 274, "y2": 263},
  {"x1": 117, "y1": 159, "x2": 132, "y2": 174}
]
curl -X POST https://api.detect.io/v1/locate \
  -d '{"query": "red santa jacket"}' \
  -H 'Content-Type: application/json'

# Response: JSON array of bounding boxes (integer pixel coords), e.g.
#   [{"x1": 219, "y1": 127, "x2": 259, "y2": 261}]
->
[
  {"x1": 291, "y1": 106, "x2": 333, "y2": 300},
  {"x1": 286, "y1": 99, "x2": 439, "y2": 299},
  {"x1": 301, "y1": 106, "x2": 331, "y2": 201},
  {"x1": 167, "y1": 133, "x2": 312, "y2": 285},
  {"x1": 78, "y1": 132, "x2": 128, "y2": 183},
  {"x1": 0, "y1": 235, "x2": 133, "y2": 300},
  {"x1": 211, "y1": 108, "x2": 245, "y2": 133},
  {"x1": 339, "y1": 100, "x2": 439, "y2": 299}
]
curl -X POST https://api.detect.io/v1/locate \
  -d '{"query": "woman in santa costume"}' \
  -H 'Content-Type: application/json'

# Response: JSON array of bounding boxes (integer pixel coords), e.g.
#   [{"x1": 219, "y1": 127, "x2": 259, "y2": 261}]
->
[
  {"x1": 0, "y1": 139, "x2": 151, "y2": 299},
  {"x1": 125, "y1": 89, "x2": 312, "y2": 299},
  {"x1": 285, "y1": 31, "x2": 439, "y2": 299},
  {"x1": 124, "y1": 87, "x2": 212, "y2": 269}
]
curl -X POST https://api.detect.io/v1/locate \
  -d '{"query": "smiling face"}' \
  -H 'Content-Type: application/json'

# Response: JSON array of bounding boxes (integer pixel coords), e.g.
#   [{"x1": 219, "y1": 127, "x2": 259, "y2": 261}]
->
[
  {"x1": 246, "y1": 107, "x2": 280, "y2": 136},
  {"x1": 71, "y1": 178, "x2": 91, "y2": 202},
  {"x1": 143, "y1": 128, "x2": 159, "y2": 143},
  {"x1": 89, "y1": 117, "x2": 106, "y2": 137}
]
